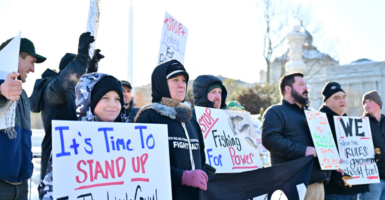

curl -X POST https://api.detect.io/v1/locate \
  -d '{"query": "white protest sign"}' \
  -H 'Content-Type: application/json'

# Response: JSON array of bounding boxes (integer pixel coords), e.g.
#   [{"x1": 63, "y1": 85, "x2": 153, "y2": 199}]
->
[
  {"x1": 86, "y1": 0, "x2": 100, "y2": 57},
  {"x1": 251, "y1": 119, "x2": 269, "y2": 156},
  {"x1": 305, "y1": 110, "x2": 340, "y2": 170},
  {"x1": 52, "y1": 120, "x2": 172, "y2": 199},
  {"x1": 334, "y1": 116, "x2": 380, "y2": 185},
  {"x1": 195, "y1": 106, "x2": 262, "y2": 173},
  {"x1": 0, "y1": 33, "x2": 21, "y2": 130},
  {"x1": 157, "y1": 12, "x2": 188, "y2": 64},
  {"x1": 0, "y1": 32, "x2": 21, "y2": 79}
]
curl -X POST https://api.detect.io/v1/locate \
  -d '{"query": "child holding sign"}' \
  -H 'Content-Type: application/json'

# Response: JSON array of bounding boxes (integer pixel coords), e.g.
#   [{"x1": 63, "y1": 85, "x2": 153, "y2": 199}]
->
[{"x1": 38, "y1": 73, "x2": 126, "y2": 199}]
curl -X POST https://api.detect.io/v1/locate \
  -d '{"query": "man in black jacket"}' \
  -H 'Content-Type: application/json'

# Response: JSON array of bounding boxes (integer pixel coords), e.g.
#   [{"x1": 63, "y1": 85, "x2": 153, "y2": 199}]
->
[
  {"x1": 29, "y1": 32, "x2": 104, "y2": 180},
  {"x1": 319, "y1": 82, "x2": 369, "y2": 200},
  {"x1": 121, "y1": 80, "x2": 139, "y2": 122},
  {"x1": 360, "y1": 90, "x2": 385, "y2": 199},
  {"x1": 261, "y1": 72, "x2": 330, "y2": 200}
]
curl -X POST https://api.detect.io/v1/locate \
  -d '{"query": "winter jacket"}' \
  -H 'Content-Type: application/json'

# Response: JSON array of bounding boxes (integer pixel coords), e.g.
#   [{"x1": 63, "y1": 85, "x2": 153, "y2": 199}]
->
[
  {"x1": 125, "y1": 99, "x2": 139, "y2": 122},
  {"x1": 261, "y1": 100, "x2": 330, "y2": 184},
  {"x1": 38, "y1": 73, "x2": 126, "y2": 199},
  {"x1": 366, "y1": 113, "x2": 385, "y2": 178},
  {"x1": 0, "y1": 87, "x2": 33, "y2": 183},
  {"x1": 29, "y1": 55, "x2": 87, "y2": 180},
  {"x1": 192, "y1": 75, "x2": 227, "y2": 109},
  {"x1": 135, "y1": 60, "x2": 206, "y2": 200},
  {"x1": 320, "y1": 105, "x2": 369, "y2": 195}
]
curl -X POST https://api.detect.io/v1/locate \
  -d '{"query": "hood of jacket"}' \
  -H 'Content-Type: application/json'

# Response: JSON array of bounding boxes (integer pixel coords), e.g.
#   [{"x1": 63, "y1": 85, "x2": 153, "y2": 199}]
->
[
  {"x1": 29, "y1": 69, "x2": 60, "y2": 112},
  {"x1": 192, "y1": 75, "x2": 228, "y2": 109},
  {"x1": 75, "y1": 73, "x2": 126, "y2": 122},
  {"x1": 151, "y1": 59, "x2": 189, "y2": 103}
]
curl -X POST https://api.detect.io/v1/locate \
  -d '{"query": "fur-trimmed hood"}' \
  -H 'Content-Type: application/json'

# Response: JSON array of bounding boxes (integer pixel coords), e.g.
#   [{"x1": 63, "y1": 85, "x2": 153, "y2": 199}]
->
[{"x1": 75, "y1": 73, "x2": 126, "y2": 122}]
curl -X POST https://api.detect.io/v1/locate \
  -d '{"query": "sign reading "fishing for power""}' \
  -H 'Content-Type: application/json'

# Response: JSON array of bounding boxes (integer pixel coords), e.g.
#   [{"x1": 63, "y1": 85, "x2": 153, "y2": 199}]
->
[{"x1": 195, "y1": 106, "x2": 262, "y2": 173}]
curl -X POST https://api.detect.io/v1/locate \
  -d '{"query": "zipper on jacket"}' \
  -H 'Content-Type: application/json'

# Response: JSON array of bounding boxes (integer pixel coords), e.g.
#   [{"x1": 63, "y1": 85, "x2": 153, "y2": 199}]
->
[{"x1": 181, "y1": 122, "x2": 195, "y2": 170}]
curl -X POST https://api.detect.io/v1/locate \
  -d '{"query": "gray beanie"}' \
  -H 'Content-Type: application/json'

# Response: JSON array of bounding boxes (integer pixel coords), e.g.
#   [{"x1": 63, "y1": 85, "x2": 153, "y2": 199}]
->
[{"x1": 362, "y1": 90, "x2": 382, "y2": 108}]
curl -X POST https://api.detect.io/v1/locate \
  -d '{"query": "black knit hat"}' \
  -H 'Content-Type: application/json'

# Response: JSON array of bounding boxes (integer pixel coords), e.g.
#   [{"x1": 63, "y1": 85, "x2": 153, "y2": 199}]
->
[
  {"x1": 166, "y1": 62, "x2": 189, "y2": 81},
  {"x1": 59, "y1": 53, "x2": 76, "y2": 71},
  {"x1": 322, "y1": 82, "x2": 345, "y2": 102},
  {"x1": 91, "y1": 76, "x2": 124, "y2": 113},
  {"x1": 121, "y1": 80, "x2": 132, "y2": 89}
]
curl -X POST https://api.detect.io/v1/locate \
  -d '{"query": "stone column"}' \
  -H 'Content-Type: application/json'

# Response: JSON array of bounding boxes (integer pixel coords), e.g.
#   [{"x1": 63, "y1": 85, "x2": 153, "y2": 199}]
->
[{"x1": 285, "y1": 22, "x2": 307, "y2": 74}]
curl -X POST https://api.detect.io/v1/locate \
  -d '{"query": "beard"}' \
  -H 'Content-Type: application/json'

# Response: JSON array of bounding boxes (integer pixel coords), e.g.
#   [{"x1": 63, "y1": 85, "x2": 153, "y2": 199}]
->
[{"x1": 291, "y1": 89, "x2": 310, "y2": 106}]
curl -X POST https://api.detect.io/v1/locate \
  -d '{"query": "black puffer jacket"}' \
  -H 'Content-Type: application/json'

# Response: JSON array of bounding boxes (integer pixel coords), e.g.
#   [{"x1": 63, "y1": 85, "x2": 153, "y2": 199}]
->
[
  {"x1": 192, "y1": 75, "x2": 227, "y2": 109},
  {"x1": 261, "y1": 100, "x2": 330, "y2": 184},
  {"x1": 320, "y1": 105, "x2": 369, "y2": 195},
  {"x1": 136, "y1": 60, "x2": 206, "y2": 200},
  {"x1": 29, "y1": 55, "x2": 87, "y2": 180},
  {"x1": 366, "y1": 114, "x2": 385, "y2": 178}
]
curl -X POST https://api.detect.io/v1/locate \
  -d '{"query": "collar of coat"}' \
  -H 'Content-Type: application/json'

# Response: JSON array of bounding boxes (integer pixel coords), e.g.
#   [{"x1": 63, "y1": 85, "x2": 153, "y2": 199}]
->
[{"x1": 134, "y1": 97, "x2": 192, "y2": 123}]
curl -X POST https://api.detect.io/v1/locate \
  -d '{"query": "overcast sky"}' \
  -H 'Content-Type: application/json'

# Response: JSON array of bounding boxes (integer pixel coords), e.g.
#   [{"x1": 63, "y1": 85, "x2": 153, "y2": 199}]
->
[{"x1": 0, "y1": 0, "x2": 384, "y2": 96}]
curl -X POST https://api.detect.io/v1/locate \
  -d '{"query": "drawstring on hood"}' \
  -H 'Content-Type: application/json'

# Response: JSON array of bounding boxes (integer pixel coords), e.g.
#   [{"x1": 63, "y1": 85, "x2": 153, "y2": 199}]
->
[{"x1": 75, "y1": 73, "x2": 126, "y2": 122}]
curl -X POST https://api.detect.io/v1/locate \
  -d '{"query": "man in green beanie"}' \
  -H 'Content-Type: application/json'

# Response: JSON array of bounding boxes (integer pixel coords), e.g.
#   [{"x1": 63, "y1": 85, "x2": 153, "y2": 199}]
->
[
  {"x1": 227, "y1": 101, "x2": 245, "y2": 111},
  {"x1": 0, "y1": 37, "x2": 46, "y2": 200}
]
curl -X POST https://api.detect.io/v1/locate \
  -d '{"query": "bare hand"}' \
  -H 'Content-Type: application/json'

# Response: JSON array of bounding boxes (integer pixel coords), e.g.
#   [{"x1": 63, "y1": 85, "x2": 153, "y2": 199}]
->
[
  {"x1": 0, "y1": 72, "x2": 22, "y2": 101},
  {"x1": 305, "y1": 146, "x2": 317, "y2": 157},
  {"x1": 337, "y1": 168, "x2": 344, "y2": 176}
]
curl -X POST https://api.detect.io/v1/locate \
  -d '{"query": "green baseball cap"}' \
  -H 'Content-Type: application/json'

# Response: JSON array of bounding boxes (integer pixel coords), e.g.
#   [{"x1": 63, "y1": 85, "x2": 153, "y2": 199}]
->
[
  {"x1": 0, "y1": 37, "x2": 46, "y2": 63},
  {"x1": 227, "y1": 101, "x2": 245, "y2": 110}
]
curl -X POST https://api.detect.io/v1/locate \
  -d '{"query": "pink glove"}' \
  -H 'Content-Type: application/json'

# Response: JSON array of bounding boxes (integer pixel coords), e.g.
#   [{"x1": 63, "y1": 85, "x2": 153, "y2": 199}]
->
[{"x1": 182, "y1": 170, "x2": 208, "y2": 190}]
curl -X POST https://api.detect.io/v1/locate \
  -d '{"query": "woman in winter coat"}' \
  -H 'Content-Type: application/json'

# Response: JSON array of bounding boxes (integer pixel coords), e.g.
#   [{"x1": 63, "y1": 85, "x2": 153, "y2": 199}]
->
[
  {"x1": 38, "y1": 73, "x2": 126, "y2": 199},
  {"x1": 135, "y1": 59, "x2": 208, "y2": 200}
]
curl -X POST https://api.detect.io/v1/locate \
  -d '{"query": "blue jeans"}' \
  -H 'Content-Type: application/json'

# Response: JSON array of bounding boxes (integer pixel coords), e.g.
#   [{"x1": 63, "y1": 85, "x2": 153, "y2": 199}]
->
[
  {"x1": 360, "y1": 179, "x2": 385, "y2": 200},
  {"x1": 325, "y1": 194, "x2": 358, "y2": 200}
]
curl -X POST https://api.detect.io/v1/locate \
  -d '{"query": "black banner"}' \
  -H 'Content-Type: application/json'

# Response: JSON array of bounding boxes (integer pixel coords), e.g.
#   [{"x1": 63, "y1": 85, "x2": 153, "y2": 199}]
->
[{"x1": 202, "y1": 156, "x2": 315, "y2": 200}]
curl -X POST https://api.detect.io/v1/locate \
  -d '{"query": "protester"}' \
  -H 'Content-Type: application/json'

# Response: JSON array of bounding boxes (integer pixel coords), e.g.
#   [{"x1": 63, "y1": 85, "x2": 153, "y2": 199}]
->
[
  {"x1": 38, "y1": 73, "x2": 125, "y2": 199},
  {"x1": 29, "y1": 32, "x2": 103, "y2": 181},
  {"x1": 192, "y1": 75, "x2": 227, "y2": 110},
  {"x1": 261, "y1": 72, "x2": 330, "y2": 200},
  {"x1": 0, "y1": 37, "x2": 46, "y2": 200},
  {"x1": 121, "y1": 80, "x2": 139, "y2": 122},
  {"x1": 360, "y1": 90, "x2": 384, "y2": 199},
  {"x1": 227, "y1": 100, "x2": 245, "y2": 111},
  {"x1": 135, "y1": 59, "x2": 207, "y2": 200},
  {"x1": 319, "y1": 82, "x2": 369, "y2": 199}
]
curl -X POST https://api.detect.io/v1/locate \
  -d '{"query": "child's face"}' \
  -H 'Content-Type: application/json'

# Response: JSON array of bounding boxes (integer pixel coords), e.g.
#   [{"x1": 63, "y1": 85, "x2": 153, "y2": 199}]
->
[{"x1": 94, "y1": 91, "x2": 122, "y2": 122}]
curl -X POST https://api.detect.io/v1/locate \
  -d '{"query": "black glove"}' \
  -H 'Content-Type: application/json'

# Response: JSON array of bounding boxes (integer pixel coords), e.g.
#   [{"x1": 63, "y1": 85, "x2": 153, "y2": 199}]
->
[
  {"x1": 375, "y1": 148, "x2": 381, "y2": 162},
  {"x1": 87, "y1": 49, "x2": 104, "y2": 73},
  {"x1": 205, "y1": 164, "x2": 216, "y2": 175},
  {"x1": 332, "y1": 171, "x2": 353, "y2": 188},
  {"x1": 77, "y1": 32, "x2": 95, "y2": 58}
]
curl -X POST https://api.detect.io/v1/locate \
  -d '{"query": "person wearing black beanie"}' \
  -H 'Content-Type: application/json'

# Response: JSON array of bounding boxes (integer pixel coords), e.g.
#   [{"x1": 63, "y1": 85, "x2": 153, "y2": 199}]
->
[
  {"x1": 91, "y1": 76, "x2": 124, "y2": 116},
  {"x1": 319, "y1": 82, "x2": 369, "y2": 198}
]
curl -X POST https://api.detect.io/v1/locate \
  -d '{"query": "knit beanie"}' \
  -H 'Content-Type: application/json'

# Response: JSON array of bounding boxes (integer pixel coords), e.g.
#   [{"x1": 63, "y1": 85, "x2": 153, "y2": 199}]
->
[
  {"x1": 362, "y1": 90, "x2": 382, "y2": 108},
  {"x1": 91, "y1": 76, "x2": 124, "y2": 113},
  {"x1": 166, "y1": 62, "x2": 189, "y2": 81},
  {"x1": 322, "y1": 82, "x2": 345, "y2": 102},
  {"x1": 59, "y1": 53, "x2": 76, "y2": 71},
  {"x1": 207, "y1": 85, "x2": 221, "y2": 94}
]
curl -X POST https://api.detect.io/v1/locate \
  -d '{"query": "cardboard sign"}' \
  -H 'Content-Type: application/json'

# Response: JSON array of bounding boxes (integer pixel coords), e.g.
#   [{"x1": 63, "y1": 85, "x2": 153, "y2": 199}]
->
[
  {"x1": 305, "y1": 110, "x2": 340, "y2": 170},
  {"x1": 195, "y1": 106, "x2": 262, "y2": 173},
  {"x1": 52, "y1": 120, "x2": 172, "y2": 199},
  {"x1": 86, "y1": 0, "x2": 100, "y2": 57},
  {"x1": 0, "y1": 33, "x2": 20, "y2": 130},
  {"x1": 333, "y1": 116, "x2": 380, "y2": 185},
  {"x1": 252, "y1": 119, "x2": 269, "y2": 156},
  {"x1": 157, "y1": 12, "x2": 188, "y2": 64}
]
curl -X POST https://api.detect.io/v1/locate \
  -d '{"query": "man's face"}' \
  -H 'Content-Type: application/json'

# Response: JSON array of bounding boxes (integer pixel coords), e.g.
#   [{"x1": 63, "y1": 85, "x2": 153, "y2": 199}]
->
[
  {"x1": 325, "y1": 91, "x2": 347, "y2": 116},
  {"x1": 289, "y1": 76, "x2": 309, "y2": 106},
  {"x1": 123, "y1": 85, "x2": 132, "y2": 107},
  {"x1": 18, "y1": 55, "x2": 36, "y2": 83},
  {"x1": 364, "y1": 99, "x2": 381, "y2": 115},
  {"x1": 207, "y1": 88, "x2": 222, "y2": 109}
]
